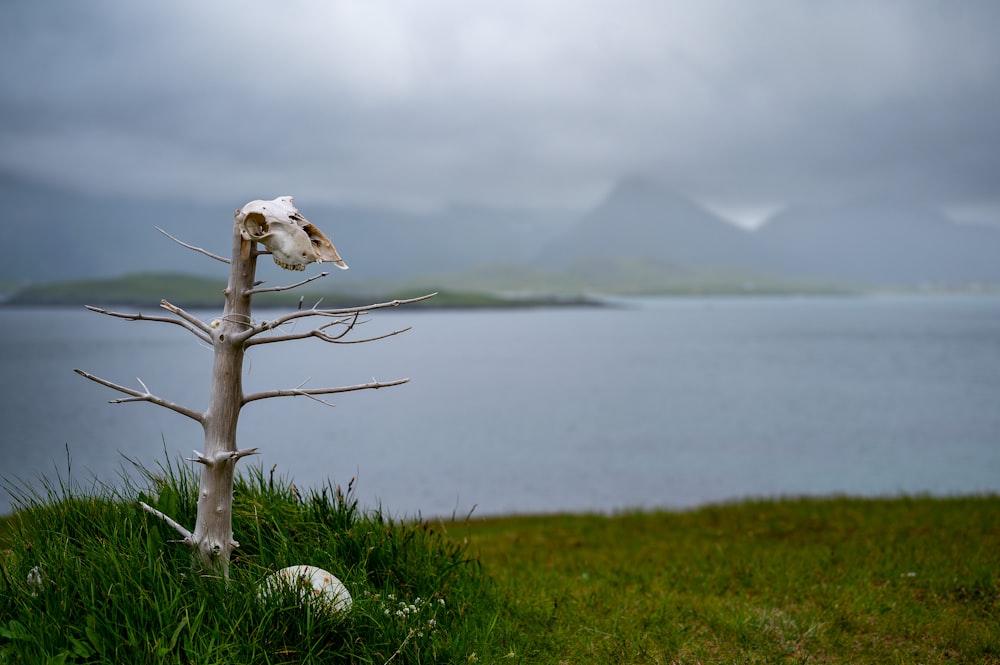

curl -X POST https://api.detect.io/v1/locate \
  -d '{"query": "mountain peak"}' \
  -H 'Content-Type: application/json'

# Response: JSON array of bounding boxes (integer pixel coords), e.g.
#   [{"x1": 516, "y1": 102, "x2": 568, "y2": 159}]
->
[
  {"x1": 609, "y1": 173, "x2": 665, "y2": 196},
  {"x1": 602, "y1": 174, "x2": 699, "y2": 207},
  {"x1": 535, "y1": 176, "x2": 753, "y2": 269}
]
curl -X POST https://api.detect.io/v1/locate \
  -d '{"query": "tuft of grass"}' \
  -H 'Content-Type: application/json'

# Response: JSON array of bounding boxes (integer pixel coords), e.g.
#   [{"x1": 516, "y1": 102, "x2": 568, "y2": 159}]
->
[
  {"x1": 457, "y1": 496, "x2": 1000, "y2": 664},
  {"x1": 0, "y1": 460, "x2": 505, "y2": 664}
]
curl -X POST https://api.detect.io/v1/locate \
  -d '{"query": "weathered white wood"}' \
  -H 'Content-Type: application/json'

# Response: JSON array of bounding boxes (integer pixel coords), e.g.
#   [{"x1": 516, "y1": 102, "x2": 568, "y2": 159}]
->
[
  {"x1": 83, "y1": 304, "x2": 212, "y2": 344},
  {"x1": 77, "y1": 197, "x2": 432, "y2": 580},
  {"x1": 186, "y1": 214, "x2": 256, "y2": 576},
  {"x1": 238, "y1": 293, "x2": 437, "y2": 343},
  {"x1": 73, "y1": 369, "x2": 205, "y2": 423},
  {"x1": 155, "y1": 226, "x2": 230, "y2": 264},
  {"x1": 242, "y1": 377, "x2": 409, "y2": 406},
  {"x1": 139, "y1": 501, "x2": 194, "y2": 543},
  {"x1": 246, "y1": 271, "x2": 329, "y2": 295}
]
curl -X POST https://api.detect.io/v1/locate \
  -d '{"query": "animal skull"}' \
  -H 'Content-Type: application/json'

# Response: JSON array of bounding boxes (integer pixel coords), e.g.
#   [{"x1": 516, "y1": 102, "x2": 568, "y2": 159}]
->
[{"x1": 236, "y1": 196, "x2": 348, "y2": 271}]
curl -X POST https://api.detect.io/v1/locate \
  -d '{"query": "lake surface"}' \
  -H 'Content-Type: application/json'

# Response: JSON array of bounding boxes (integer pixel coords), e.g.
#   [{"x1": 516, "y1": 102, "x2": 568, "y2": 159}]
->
[{"x1": 1, "y1": 296, "x2": 999, "y2": 518}]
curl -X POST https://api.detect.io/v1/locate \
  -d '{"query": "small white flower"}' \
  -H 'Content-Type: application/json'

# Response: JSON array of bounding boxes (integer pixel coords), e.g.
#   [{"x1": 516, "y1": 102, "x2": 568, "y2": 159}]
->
[{"x1": 26, "y1": 566, "x2": 44, "y2": 595}]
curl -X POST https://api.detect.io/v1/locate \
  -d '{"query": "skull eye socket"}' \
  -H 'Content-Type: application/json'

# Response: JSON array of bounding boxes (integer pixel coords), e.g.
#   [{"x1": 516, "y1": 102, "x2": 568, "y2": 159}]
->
[{"x1": 242, "y1": 212, "x2": 269, "y2": 237}]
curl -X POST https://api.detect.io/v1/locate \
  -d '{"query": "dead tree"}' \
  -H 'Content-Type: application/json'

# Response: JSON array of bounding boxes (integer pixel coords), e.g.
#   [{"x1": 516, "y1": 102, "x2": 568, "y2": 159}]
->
[{"x1": 75, "y1": 196, "x2": 433, "y2": 578}]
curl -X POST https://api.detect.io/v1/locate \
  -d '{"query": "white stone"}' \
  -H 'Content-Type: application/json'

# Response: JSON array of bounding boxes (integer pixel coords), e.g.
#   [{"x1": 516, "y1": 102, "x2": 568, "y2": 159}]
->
[{"x1": 260, "y1": 565, "x2": 353, "y2": 614}]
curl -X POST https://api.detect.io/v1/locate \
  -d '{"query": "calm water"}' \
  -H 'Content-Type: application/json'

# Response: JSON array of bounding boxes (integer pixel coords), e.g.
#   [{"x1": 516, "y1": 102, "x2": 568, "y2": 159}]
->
[{"x1": 1, "y1": 296, "x2": 998, "y2": 517}]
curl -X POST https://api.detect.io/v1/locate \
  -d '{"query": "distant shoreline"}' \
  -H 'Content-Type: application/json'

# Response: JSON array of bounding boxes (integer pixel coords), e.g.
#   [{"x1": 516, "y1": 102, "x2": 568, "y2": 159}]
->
[
  {"x1": 2, "y1": 270, "x2": 997, "y2": 311},
  {"x1": 0, "y1": 288, "x2": 610, "y2": 311}
]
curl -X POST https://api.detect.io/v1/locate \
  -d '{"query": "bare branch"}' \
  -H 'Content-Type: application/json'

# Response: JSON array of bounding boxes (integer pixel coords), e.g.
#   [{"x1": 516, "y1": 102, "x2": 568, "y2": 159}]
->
[
  {"x1": 74, "y1": 369, "x2": 205, "y2": 423},
  {"x1": 242, "y1": 377, "x2": 409, "y2": 406},
  {"x1": 159, "y1": 300, "x2": 215, "y2": 339},
  {"x1": 236, "y1": 446, "x2": 261, "y2": 460},
  {"x1": 188, "y1": 447, "x2": 260, "y2": 466},
  {"x1": 318, "y1": 313, "x2": 361, "y2": 340},
  {"x1": 328, "y1": 326, "x2": 413, "y2": 344},
  {"x1": 267, "y1": 312, "x2": 364, "y2": 343},
  {"x1": 86, "y1": 304, "x2": 213, "y2": 344},
  {"x1": 156, "y1": 227, "x2": 230, "y2": 264},
  {"x1": 139, "y1": 501, "x2": 194, "y2": 543},
  {"x1": 237, "y1": 292, "x2": 437, "y2": 343},
  {"x1": 246, "y1": 312, "x2": 412, "y2": 347},
  {"x1": 299, "y1": 393, "x2": 338, "y2": 408},
  {"x1": 245, "y1": 271, "x2": 328, "y2": 296}
]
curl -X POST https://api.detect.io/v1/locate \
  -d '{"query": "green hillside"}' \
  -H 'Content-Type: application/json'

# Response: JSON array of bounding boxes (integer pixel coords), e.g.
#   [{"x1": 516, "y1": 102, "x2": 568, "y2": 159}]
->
[
  {"x1": 408, "y1": 258, "x2": 857, "y2": 296},
  {"x1": 2, "y1": 272, "x2": 603, "y2": 309}
]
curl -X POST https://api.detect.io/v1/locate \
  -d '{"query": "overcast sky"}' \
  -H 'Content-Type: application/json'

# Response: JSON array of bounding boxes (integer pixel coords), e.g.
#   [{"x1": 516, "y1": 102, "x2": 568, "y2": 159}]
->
[{"x1": 2, "y1": 1, "x2": 999, "y2": 225}]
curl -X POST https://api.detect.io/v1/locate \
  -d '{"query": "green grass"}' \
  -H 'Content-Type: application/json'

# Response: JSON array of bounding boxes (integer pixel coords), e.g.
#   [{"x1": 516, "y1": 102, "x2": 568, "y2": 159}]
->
[
  {"x1": 0, "y1": 463, "x2": 503, "y2": 664},
  {"x1": 459, "y1": 497, "x2": 1000, "y2": 664},
  {"x1": 2, "y1": 471, "x2": 997, "y2": 663}
]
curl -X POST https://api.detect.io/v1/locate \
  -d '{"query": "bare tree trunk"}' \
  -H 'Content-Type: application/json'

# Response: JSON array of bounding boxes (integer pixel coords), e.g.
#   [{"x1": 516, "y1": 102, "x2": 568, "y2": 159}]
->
[
  {"x1": 76, "y1": 196, "x2": 435, "y2": 580},
  {"x1": 189, "y1": 217, "x2": 256, "y2": 576}
]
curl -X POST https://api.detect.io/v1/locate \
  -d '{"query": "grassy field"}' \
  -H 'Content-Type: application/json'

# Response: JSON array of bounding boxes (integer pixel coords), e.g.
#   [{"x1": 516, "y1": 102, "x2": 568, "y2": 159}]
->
[
  {"x1": 1, "y1": 469, "x2": 997, "y2": 663},
  {"x1": 458, "y1": 497, "x2": 999, "y2": 663}
]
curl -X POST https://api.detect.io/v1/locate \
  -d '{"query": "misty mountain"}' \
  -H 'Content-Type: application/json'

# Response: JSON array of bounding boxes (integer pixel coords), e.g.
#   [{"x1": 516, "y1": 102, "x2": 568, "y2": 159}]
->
[
  {"x1": 753, "y1": 198, "x2": 1000, "y2": 285},
  {"x1": 0, "y1": 173, "x2": 573, "y2": 284},
  {"x1": 0, "y1": 173, "x2": 231, "y2": 282},
  {"x1": 4, "y1": 171, "x2": 999, "y2": 290},
  {"x1": 534, "y1": 175, "x2": 758, "y2": 271},
  {"x1": 534, "y1": 177, "x2": 1000, "y2": 287}
]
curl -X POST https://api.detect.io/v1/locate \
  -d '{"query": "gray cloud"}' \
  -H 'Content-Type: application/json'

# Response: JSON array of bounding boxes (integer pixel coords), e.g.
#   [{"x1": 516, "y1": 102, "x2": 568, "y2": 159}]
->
[{"x1": 2, "y1": 0, "x2": 999, "y2": 222}]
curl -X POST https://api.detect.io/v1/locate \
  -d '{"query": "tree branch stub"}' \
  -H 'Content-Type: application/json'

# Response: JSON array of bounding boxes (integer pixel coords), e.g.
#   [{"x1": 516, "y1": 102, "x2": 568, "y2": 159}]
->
[{"x1": 139, "y1": 501, "x2": 194, "y2": 544}]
